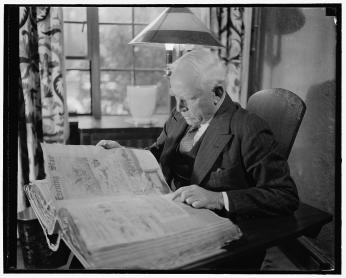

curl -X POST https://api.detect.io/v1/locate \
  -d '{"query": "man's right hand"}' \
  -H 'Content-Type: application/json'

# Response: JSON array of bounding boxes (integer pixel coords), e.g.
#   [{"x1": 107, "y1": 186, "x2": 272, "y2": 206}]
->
[{"x1": 96, "y1": 140, "x2": 122, "y2": 149}]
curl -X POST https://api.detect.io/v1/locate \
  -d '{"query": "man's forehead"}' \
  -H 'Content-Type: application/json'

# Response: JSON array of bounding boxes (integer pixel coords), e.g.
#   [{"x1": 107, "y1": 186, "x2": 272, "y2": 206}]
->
[
  {"x1": 170, "y1": 79, "x2": 199, "y2": 97},
  {"x1": 170, "y1": 65, "x2": 205, "y2": 97},
  {"x1": 170, "y1": 86, "x2": 194, "y2": 98}
]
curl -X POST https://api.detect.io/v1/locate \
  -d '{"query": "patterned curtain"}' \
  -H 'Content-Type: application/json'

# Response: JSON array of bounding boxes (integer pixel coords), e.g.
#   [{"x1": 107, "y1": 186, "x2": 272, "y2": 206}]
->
[
  {"x1": 18, "y1": 6, "x2": 68, "y2": 212},
  {"x1": 210, "y1": 7, "x2": 245, "y2": 102}
]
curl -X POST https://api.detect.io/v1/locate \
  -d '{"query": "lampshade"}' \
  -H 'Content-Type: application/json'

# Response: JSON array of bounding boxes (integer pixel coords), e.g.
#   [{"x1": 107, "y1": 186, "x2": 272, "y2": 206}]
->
[{"x1": 129, "y1": 7, "x2": 223, "y2": 47}]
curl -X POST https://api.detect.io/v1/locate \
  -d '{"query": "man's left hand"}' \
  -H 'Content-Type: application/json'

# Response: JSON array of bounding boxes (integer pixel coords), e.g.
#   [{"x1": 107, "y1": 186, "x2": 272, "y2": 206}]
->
[{"x1": 172, "y1": 184, "x2": 224, "y2": 210}]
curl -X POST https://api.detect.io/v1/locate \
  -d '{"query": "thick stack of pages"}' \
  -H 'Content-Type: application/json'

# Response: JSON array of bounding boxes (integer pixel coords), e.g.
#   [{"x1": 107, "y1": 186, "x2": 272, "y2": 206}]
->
[
  {"x1": 26, "y1": 179, "x2": 56, "y2": 234},
  {"x1": 25, "y1": 144, "x2": 242, "y2": 269}
]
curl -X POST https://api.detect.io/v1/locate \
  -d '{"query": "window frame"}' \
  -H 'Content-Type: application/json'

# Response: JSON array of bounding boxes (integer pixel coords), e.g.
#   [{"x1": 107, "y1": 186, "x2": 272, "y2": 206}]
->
[
  {"x1": 87, "y1": 7, "x2": 101, "y2": 118},
  {"x1": 64, "y1": 7, "x2": 167, "y2": 119},
  {"x1": 64, "y1": 10, "x2": 91, "y2": 116}
]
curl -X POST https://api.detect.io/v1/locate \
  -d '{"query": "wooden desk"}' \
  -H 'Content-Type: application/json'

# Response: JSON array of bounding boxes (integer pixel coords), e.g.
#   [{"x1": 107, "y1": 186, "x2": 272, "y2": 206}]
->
[
  {"x1": 180, "y1": 202, "x2": 332, "y2": 270},
  {"x1": 70, "y1": 115, "x2": 167, "y2": 147}
]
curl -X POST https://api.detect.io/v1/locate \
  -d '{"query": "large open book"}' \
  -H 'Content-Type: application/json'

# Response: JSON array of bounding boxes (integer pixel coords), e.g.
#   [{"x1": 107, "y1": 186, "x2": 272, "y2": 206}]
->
[{"x1": 25, "y1": 143, "x2": 242, "y2": 269}]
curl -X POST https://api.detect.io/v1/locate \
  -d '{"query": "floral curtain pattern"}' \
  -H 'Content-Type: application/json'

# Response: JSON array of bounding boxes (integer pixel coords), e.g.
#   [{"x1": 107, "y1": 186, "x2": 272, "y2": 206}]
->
[
  {"x1": 37, "y1": 7, "x2": 67, "y2": 143},
  {"x1": 211, "y1": 7, "x2": 245, "y2": 102},
  {"x1": 18, "y1": 6, "x2": 67, "y2": 212},
  {"x1": 19, "y1": 7, "x2": 45, "y2": 183}
]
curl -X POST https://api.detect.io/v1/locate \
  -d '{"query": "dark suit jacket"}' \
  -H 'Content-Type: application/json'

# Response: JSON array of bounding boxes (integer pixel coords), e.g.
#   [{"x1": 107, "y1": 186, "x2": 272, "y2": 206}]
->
[{"x1": 149, "y1": 94, "x2": 299, "y2": 218}]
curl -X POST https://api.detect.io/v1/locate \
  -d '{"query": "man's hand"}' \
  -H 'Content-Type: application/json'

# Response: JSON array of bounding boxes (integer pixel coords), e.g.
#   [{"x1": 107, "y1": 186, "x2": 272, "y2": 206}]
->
[
  {"x1": 96, "y1": 140, "x2": 122, "y2": 149},
  {"x1": 172, "y1": 184, "x2": 224, "y2": 210}
]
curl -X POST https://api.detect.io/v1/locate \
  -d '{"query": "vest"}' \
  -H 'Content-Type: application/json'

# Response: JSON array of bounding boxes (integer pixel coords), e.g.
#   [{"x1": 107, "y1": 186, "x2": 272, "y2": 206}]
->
[{"x1": 171, "y1": 133, "x2": 205, "y2": 189}]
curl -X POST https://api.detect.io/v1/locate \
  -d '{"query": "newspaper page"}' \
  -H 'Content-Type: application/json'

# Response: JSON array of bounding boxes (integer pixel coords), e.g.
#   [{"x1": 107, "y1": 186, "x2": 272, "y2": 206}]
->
[
  {"x1": 40, "y1": 144, "x2": 243, "y2": 269},
  {"x1": 56, "y1": 194, "x2": 239, "y2": 252},
  {"x1": 56, "y1": 194, "x2": 242, "y2": 268},
  {"x1": 41, "y1": 143, "x2": 170, "y2": 200}
]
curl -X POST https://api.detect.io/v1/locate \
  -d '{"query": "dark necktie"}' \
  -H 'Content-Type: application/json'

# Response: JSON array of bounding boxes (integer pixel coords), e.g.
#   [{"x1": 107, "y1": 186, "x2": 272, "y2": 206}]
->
[{"x1": 179, "y1": 125, "x2": 199, "y2": 153}]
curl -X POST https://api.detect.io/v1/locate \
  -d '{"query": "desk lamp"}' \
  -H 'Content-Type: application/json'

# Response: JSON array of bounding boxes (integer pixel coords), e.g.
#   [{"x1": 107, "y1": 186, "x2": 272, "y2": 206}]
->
[{"x1": 129, "y1": 7, "x2": 223, "y2": 74}]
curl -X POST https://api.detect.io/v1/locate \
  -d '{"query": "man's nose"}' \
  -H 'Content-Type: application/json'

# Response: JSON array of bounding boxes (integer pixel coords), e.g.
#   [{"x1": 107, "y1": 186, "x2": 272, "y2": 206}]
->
[{"x1": 176, "y1": 98, "x2": 188, "y2": 112}]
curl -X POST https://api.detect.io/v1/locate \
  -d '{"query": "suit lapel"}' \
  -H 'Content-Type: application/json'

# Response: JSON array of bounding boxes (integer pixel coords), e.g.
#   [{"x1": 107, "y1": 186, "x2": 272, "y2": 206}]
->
[
  {"x1": 160, "y1": 112, "x2": 187, "y2": 165},
  {"x1": 191, "y1": 95, "x2": 237, "y2": 185}
]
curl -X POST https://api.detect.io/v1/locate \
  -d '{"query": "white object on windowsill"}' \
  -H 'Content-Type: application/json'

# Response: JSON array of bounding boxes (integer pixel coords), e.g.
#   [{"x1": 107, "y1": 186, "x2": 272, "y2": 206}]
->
[{"x1": 127, "y1": 85, "x2": 158, "y2": 125}]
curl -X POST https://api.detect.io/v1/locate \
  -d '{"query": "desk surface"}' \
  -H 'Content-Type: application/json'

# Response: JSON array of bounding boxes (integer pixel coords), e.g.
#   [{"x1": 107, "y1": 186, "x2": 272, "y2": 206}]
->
[
  {"x1": 71, "y1": 115, "x2": 167, "y2": 130},
  {"x1": 181, "y1": 202, "x2": 332, "y2": 269}
]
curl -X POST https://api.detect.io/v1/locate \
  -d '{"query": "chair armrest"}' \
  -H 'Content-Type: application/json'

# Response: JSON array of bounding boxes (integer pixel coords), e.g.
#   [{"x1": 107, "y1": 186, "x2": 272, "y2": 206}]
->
[{"x1": 297, "y1": 236, "x2": 334, "y2": 271}]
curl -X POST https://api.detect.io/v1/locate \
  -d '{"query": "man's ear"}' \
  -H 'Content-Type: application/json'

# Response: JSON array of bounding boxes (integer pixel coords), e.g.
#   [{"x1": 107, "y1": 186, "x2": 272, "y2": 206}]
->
[
  {"x1": 212, "y1": 86, "x2": 224, "y2": 106},
  {"x1": 213, "y1": 86, "x2": 224, "y2": 98}
]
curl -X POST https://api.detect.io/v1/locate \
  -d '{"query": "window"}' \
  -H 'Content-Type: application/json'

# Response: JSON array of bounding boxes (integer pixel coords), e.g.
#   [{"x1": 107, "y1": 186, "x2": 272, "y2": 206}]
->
[
  {"x1": 64, "y1": 7, "x2": 91, "y2": 115},
  {"x1": 63, "y1": 7, "x2": 169, "y2": 117}
]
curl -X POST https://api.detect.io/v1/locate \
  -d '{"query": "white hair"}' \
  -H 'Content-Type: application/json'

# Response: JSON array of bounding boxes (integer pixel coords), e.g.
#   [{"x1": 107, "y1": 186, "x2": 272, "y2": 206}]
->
[{"x1": 170, "y1": 48, "x2": 226, "y2": 93}]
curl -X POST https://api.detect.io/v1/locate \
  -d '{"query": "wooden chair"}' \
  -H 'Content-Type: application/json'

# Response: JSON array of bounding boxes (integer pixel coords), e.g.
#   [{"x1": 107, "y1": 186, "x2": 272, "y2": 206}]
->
[
  {"x1": 246, "y1": 88, "x2": 306, "y2": 160},
  {"x1": 247, "y1": 89, "x2": 334, "y2": 270}
]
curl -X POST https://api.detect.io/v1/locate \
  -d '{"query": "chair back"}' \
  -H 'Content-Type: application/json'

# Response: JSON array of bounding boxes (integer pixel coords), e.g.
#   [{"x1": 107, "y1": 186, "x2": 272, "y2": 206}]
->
[{"x1": 247, "y1": 88, "x2": 306, "y2": 159}]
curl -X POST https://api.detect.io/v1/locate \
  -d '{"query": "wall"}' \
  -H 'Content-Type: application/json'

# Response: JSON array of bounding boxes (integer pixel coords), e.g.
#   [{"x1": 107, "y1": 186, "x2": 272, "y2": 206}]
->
[{"x1": 257, "y1": 7, "x2": 336, "y2": 259}]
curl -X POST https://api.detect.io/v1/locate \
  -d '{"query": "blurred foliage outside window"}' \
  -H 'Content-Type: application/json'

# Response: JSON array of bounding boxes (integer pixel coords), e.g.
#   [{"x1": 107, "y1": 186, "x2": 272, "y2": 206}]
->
[{"x1": 63, "y1": 7, "x2": 169, "y2": 116}]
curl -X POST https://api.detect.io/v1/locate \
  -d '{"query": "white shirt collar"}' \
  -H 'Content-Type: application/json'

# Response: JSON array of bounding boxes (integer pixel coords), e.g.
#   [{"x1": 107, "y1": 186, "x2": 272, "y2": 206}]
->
[{"x1": 193, "y1": 92, "x2": 226, "y2": 144}]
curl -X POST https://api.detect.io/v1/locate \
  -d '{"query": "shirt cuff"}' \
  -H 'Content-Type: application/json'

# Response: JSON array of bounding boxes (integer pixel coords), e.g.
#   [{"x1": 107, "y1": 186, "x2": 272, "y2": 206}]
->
[{"x1": 222, "y1": 192, "x2": 230, "y2": 211}]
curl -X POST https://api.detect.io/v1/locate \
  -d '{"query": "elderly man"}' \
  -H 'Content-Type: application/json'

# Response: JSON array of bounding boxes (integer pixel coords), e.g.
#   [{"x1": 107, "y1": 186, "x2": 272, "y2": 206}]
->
[{"x1": 97, "y1": 48, "x2": 299, "y2": 270}]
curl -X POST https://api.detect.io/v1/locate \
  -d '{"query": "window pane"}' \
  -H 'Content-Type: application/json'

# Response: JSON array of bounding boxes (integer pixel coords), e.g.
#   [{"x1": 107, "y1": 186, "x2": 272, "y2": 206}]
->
[
  {"x1": 135, "y1": 71, "x2": 170, "y2": 114},
  {"x1": 134, "y1": 25, "x2": 165, "y2": 68},
  {"x1": 66, "y1": 70, "x2": 91, "y2": 114},
  {"x1": 64, "y1": 23, "x2": 88, "y2": 57},
  {"x1": 63, "y1": 7, "x2": 86, "y2": 22},
  {"x1": 134, "y1": 7, "x2": 166, "y2": 23},
  {"x1": 134, "y1": 46, "x2": 165, "y2": 69},
  {"x1": 65, "y1": 59, "x2": 89, "y2": 69},
  {"x1": 100, "y1": 25, "x2": 133, "y2": 69},
  {"x1": 101, "y1": 71, "x2": 131, "y2": 115},
  {"x1": 99, "y1": 7, "x2": 132, "y2": 23}
]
